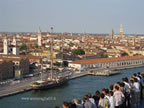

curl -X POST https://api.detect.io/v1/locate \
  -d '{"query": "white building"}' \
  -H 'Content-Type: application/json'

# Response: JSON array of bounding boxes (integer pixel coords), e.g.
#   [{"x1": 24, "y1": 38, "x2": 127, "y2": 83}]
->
[{"x1": 69, "y1": 56, "x2": 144, "y2": 71}]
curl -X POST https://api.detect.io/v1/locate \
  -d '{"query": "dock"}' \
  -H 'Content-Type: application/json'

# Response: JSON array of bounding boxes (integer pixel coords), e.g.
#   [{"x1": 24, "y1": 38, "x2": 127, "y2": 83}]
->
[
  {"x1": 70, "y1": 71, "x2": 89, "y2": 80},
  {"x1": 88, "y1": 71, "x2": 121, "y2": 76}
]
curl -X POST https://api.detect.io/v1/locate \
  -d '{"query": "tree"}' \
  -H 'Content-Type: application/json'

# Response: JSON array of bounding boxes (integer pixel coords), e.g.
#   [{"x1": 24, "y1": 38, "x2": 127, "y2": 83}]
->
[
  {"x1": 133, "y1": 53, "x2": 142, "y2": 56},
  {"x1": 35, "y1": 44, "x2": 39, "y2": 49},
  {"x1": 72, "y1": 49, "x2": 85, "y2": 56},
  {"x1": 101, "y1": 54, "x2": 108, "y2": 58},
  {"x1": 20, "y1": 44, "x2": 27, "y2": 51}
]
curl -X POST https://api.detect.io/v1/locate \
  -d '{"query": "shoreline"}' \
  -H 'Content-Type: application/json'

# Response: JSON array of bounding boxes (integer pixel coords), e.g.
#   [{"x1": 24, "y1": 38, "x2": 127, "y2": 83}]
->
[{"x1": 0, "y1": 65, "x2": 144, "y2": 99}]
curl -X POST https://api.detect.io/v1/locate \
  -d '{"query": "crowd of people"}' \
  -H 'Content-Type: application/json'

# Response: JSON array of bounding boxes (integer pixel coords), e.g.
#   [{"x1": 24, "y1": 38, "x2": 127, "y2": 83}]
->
[{"x1": 55, "y1": 72, "x2": 144, "y2": 108}]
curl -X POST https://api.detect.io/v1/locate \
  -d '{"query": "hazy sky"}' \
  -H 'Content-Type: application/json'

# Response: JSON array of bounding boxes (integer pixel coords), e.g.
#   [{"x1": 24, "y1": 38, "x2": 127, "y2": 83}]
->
[{"x1": 0, "y1": 0, "x2": 144, "y2": 34}]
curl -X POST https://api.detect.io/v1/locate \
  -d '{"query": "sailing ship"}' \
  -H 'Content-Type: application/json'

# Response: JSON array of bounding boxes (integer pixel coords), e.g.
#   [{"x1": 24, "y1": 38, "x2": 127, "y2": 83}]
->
[
  {"x1": 30, "y1": 75, "x2": 69, "y2": 90},
  {"x1": 31, "y1": 31, "x2": 69, "y2": 90}
]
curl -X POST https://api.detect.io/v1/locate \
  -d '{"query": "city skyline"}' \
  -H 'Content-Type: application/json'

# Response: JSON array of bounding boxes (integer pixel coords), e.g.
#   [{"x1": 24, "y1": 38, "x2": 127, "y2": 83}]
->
[{"x1": 0, "y1": 0, "x2": 144, "y2": 34}]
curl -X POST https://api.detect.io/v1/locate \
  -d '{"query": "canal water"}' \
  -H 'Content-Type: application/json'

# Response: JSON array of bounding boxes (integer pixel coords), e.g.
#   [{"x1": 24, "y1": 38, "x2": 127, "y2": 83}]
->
[{"x1": 1, "y1": 67, "x2": 144, "y2": 108}]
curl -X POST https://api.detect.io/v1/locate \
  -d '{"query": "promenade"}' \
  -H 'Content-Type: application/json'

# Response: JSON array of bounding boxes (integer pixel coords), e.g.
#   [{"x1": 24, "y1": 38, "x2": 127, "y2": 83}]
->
[
  {"x1": 0, "y1": 65, "x2": 144, "y2": 99},
  {"x1": 0, "y1": 70, "x2": 89, "y2": 98},
  {"x1": 0, "y1": 71, "x2": 49, "y2": 98}
]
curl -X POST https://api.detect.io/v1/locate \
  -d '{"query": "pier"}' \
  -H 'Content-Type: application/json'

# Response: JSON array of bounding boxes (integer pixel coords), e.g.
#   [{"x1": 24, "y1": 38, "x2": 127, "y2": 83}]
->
[
  {"x1": 88, "y1": 70, "x2": 121, "y2": 76},
  {"x1": 70, "y1": 71, "x2": 89, "y2": 79}
]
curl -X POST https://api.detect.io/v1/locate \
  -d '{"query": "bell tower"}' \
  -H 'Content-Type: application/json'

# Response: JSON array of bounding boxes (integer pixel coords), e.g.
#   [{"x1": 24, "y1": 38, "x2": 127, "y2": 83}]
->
[
  {"x1": 38, "y1": 27, "x2": 42, "y2": 47},
  {"x1": 120, "y1": 24, "x2": 123, "y2": 37},
  {"x1": 3, "y1": 35, "x2": 8, "y2": 54}
]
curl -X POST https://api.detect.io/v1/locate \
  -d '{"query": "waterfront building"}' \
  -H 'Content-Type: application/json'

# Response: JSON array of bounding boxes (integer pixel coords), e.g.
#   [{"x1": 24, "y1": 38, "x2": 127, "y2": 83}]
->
[
  {"x1": 26, "y1": 55, "x2": 42, "y2": 64},
  {"x1": 0, "y1": 54, "x2": 42, "y2": 65},
  {"x1": 0, "y1": 55, "x2": 29, "y2": 79},
  {"x1": 69, "y1": 56, "x2": 144, "y2": 71},
  {"x1": 0, "y1": 60, "x2": 14, "y2": 81}
]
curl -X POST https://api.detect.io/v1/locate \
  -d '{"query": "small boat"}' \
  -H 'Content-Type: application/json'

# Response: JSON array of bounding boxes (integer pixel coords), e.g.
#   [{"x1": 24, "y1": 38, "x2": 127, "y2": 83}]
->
[{"x1": 89, "y1": 69, "x2": 121, "y2": 76}]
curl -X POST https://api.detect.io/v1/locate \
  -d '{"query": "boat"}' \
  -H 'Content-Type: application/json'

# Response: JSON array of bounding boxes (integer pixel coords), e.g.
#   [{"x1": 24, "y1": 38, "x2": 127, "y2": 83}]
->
[
  {"x1": 30, "y1": 32, "x2": 69, "y2": 90},
  {"x1": 89, "y1": 69, "x2": 121, "y2": 76},
  {"x1": 30, "y1": 76, "x2": 69, "y2": 90}
]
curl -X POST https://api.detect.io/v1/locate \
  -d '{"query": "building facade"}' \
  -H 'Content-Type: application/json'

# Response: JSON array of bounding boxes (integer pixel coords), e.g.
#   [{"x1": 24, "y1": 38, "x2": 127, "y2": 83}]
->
[
  {"x1": 69, "y1": 56, "x2": 144, "y2": 71},
  {"x1": 0, "y1": 55, "x2": 30, "y2": 79},
  {"x1": 12, "y1": 36, "x2": 19, "y2": 55},
  {"x1": 0, "y1": 61, "x2": 14, "y2": 81}
]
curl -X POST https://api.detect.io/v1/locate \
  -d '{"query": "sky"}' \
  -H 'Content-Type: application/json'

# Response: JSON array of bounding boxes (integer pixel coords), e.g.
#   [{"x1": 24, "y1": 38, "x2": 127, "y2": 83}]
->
[{"x1": 0, "y1": 0, "x2": 144, "y2": 34}]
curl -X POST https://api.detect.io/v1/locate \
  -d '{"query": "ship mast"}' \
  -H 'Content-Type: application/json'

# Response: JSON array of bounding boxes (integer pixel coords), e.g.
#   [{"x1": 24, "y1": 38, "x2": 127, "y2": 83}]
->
[
  {"x1": 61, "y1": 33, "x2": 64, "y2": 67},
  {"x1": 40, "y1": 47, "x2": 43, "y2": 80},
  {"x1": 50, "y1": 27, "x2": 54, "y2": 79}
]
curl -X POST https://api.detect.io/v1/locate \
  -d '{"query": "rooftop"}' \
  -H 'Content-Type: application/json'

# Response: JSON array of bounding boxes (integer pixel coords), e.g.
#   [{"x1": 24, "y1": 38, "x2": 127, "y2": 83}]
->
[{"x1": 71, "y1": 56, "x2": 144, "y2": 64}]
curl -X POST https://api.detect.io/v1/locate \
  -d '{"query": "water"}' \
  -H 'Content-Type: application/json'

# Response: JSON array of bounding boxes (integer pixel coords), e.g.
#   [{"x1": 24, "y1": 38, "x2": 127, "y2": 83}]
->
[{"x1": 0, "y1": 67, "x2": 144, "y2": 108}]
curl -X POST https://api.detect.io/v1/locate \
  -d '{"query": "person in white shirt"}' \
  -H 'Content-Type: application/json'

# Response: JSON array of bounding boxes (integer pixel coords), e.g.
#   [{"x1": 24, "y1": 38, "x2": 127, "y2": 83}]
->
[
  {"x1": 83, "y1": 95, "x2": 94, "y2": 108},
  {"x1": 133, "y1": 78, "x2": 140, "y2": 106},
  {"x1": 109, "y1": 91, "x2": 115, "y2": 108},
  {"x1": 98, "y1": 93, "x2": 109, "y2": 108},
  {"x1": 113, "y1": 86, "x2": 125, "y2": 108},
  {"x1": 133, "y1": 73, "x2": 140, "y2": 83},
  {"x1": 102, "y1": 88, "x2": 110, "y2": 108},
  {"x1": 122, "y1": 77, "x2": 131, "y2": 93}
]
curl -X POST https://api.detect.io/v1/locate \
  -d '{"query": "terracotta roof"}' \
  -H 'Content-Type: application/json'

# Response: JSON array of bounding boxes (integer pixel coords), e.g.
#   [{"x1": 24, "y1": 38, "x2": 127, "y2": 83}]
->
[
  {"x1": 0, "y1": 61, "x2": 3, "y2": 64},
  {"x1": 71, "y1": 56, "x2": 144, "y2": 64},
  {"x1": 0, "y1": 54, "x2": 41, "y2": 59},
  {"x1": 82, "y1": 54, "x2": 96, "y2": 57},
  {"x1": 0, "y1": 60, "x2": 12, "y2": 64},
  {"x1": 0, "y1": 57, "x2": 23, "y2": 61}
]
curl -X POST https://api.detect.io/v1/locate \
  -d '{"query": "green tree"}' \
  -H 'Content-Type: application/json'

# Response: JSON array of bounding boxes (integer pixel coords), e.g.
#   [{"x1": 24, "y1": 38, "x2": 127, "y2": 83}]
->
[
  {"x1": 133, "y1": 53, "x2": 142, "y2": 56},
  {"x1": 35, "y1": 44, "x2": 39, "y2": 49},
  {"x1": 72, "y1": 49, "x2": 85, "y2": 56},
  {"x1": 101, "y1": 54, "x2": 108, "y2": 58},
  {"x1": 20, "y1": 44, "x2": 27, "y2": 51}
]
